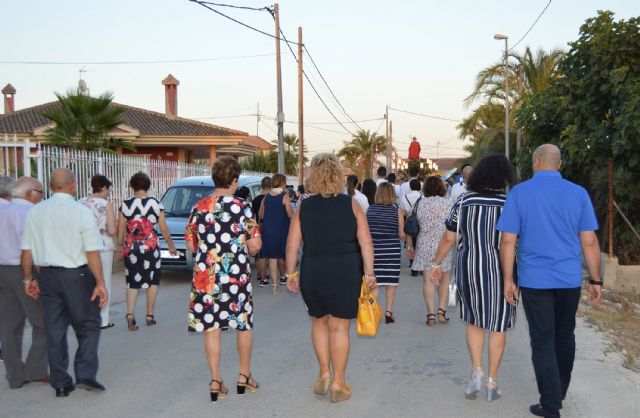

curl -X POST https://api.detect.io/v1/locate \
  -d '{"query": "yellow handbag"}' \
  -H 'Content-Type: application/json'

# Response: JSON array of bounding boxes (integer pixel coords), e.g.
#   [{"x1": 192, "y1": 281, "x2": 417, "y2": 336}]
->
[{"x1": 356, "y1": 277, "x2": 383, "y2": 337}]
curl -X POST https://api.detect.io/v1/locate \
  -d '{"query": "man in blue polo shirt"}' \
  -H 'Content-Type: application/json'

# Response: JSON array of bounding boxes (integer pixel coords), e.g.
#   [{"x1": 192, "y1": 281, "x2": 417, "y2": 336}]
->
[{"x1": 497, "y1": 144, "x2": 602, "y2": 418}]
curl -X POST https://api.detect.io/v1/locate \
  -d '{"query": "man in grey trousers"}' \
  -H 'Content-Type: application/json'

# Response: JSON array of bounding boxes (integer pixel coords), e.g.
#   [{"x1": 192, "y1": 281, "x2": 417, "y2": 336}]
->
[{"x1": 21, "y1": 168, "x2": 108, "y2": 398}]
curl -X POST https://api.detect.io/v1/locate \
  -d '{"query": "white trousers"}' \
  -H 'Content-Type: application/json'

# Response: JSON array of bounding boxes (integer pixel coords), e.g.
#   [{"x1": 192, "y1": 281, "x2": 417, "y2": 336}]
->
[{"x1": 99, "y1": 250, "x2": 114, "y2": 327}]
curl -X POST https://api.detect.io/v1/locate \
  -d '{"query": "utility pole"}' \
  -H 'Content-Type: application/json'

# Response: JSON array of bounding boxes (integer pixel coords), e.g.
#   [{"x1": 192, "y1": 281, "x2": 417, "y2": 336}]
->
[
  {"x1": 389, "y1": 121, "x2": 393, "y2": 171},
  {"x1": 274, "y1": 3, "x2": 285, "y2": 174},
  {"x1": 256, "y1": 102, "x2": 260, "y2": 136},
  {"x1": 385, "y1": 105, "x2": 390, "y2": 170},
  {"x1": 297, "y1": 26, "x2": 304, "y2": 186}
]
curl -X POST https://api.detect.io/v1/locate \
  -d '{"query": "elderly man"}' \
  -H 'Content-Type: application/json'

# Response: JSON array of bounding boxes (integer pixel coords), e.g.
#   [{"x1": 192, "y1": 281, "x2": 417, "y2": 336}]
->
[
  {"x1": 497, "y1": 144, "x2": 602, "y2": 418},
  {"x1": 0, "y1": 176, "x2": 17, "y2": 364},
  {"x1": 0, "y1": 177, "x2": 48, "y2": 388},
  {"x1": 450, "y1": 164, "x2": 473, "y2": 202},
  {"x1": 21, "y1": 168, "x2": 108, "y2": 398}
]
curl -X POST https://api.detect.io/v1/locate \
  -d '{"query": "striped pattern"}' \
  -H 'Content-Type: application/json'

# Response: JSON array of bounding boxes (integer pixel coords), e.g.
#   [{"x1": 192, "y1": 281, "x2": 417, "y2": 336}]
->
[
  {"x1": 367, "y1": 204, "x2": 401, "y2": 286},
  {"x1": 446, "y1": 192, "x2": 516, "y2": 332}
]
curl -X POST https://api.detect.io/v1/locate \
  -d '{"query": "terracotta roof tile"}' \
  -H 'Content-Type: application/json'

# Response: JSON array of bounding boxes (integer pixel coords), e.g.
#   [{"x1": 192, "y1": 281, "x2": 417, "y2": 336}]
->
[
  {"x1": 0, "y1": 101, "x2": 248, "y2": 137},
  {"x1": 243, "y1": 135, "x2": 271, "y2": 150}
]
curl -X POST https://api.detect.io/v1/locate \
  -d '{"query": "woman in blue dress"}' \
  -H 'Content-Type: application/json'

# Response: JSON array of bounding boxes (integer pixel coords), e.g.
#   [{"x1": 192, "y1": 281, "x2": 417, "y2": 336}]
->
[{"x1": 258, "y1": 173, "x2": 293, "y2": 294}]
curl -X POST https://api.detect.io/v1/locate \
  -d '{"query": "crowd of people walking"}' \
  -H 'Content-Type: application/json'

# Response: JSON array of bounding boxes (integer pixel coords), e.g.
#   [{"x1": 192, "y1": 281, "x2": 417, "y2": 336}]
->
[{"x1": 0, "y1": 143, "x2": 604, "y2": 418}]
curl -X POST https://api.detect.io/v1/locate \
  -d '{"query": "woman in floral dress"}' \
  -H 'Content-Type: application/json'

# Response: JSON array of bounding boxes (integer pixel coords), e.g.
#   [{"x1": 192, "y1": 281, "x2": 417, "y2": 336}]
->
[
  {"x1": 185, "y1": 156, "x2": 262, "y2": 402},
  {"x1": 117, "y1": 172, "x2": 176, "y2": 331}
]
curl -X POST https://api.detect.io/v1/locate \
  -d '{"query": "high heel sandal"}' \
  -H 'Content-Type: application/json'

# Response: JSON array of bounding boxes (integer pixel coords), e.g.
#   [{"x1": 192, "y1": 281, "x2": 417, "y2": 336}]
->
[
  {"x1": 209, "y1": 379, "x2": 228, "y2": 402},
  {"x1": 125, "y1": 314, "x2": 138, "y2": 331},
  {"x1": 145, "y1": 315, "x2": 157, "y2": 326},
  {"x1": 329, "y1": 383, "x2": 352, "y2": 403},
  {"x1": 437, "y1": 308, "x2": 450, "y2": 324},
  {"x1": 426, "y1": 314, "x2": 436, "y2": 327},
  {"x1": 465, "y1": 367, "x2": 484, "y2": 400},
  {"x1": 272, "y1": 285, "x2": 278, "y2": 295},
  {"x1": 313, "y1": 375, "x2": 331, "y2": 395},
  {"x1": 485, "y1": 377, "x2": 502, "y2": 402},
  {"x1": 384, "y1": 311, "x2": 395, "y2": 324},
  {"x1": 236, "y1": 373, "x2": 259, "y2": 395}
]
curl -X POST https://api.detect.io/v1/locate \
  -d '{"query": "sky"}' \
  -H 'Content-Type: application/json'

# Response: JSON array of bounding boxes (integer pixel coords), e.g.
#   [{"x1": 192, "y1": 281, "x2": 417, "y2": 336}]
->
[{"x1": 1, "y1": 0, "x2": 637, "y2": 161}]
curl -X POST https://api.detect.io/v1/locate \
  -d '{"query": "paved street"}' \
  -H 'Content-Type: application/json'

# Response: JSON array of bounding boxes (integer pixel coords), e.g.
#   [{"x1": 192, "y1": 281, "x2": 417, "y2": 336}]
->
[{"x1": 1, "y1": 262, "x2": 639, "y2": 418}]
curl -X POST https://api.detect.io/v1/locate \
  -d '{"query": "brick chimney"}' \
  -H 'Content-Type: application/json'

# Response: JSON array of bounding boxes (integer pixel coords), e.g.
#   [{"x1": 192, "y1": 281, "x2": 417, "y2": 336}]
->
[
  {"x1": 161, "y1": 74, "x2": 179, "y2": 119},
  {"x1": 2, "y1": 83, "x2": 16, "y2": 114}
]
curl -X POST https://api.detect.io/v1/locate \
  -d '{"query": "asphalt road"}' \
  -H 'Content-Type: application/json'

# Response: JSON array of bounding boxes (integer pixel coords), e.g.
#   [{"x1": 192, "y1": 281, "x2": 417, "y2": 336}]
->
[{"x1": 1, "y1": 262, "x2": 638, "y2": 418}]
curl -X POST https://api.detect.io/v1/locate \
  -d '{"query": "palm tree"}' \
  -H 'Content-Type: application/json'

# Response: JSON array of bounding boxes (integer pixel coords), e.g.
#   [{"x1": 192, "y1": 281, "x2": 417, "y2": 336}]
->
[
  {"x1": 265, "y1": 133, "x2": 308, "y2": 175},
  {"x1": 337, "y1": 129, "x2": 386, "y2": 178},
  {"x1": 42, "y1": 90, "x2": 134, "y2": 152}
]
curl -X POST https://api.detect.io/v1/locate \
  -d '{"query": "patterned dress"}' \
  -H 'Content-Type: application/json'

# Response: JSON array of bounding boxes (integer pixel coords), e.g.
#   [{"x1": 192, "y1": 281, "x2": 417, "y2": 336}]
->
[
  {"x1": 366, "y1": 204, "x2": 401, "y2": 286},
  {"x1": 185, "y1": 195, "x2": 260, "y2": 332},
  {"x1": 411, "y1": 196, "x2": 453, "y2": 272},
  {"x1": 446, "y1": 192, "x2": 517, "y2": 332},
  {"x1": 120, "y1": 197, "x2": 164, "y2": 289}
]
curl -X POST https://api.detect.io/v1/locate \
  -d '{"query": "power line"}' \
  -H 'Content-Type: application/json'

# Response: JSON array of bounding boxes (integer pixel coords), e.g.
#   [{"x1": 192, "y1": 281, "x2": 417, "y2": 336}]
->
[
  {"x1": 0, "y1": 53, "x2": 275, "y2": 65},
  {"x1": 510, "y1": 0, "x2": 552, "y2": 51},
  {"x1": 190, "y1": 0, "x2": 300, "y2": 45},
  {"x1": 191, "y1": 113, "x2": 257, "y2": 120},
  {"x1": 389, "y1": 106, "x2": 462, "y2": 122},
  {"x1": 195, "y1": 1, "x2": 271, "y2": 11}
]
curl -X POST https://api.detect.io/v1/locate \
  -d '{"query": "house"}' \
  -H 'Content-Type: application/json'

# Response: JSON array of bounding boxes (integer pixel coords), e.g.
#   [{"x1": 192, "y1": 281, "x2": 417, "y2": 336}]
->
[{"x1": 0, "y1": 75, "x2": 270, "y2": 163}]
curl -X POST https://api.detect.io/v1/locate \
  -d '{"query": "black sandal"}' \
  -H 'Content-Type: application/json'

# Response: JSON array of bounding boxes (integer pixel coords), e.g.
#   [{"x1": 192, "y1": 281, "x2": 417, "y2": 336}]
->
[
  {"x1": 146, "y1": 315, "x2": 157, "y2": 326},
  {"x1": 426, "y1": 314, "x2": 436, "y2": 327},
  {"x1": 236, "y1": 373, "x2": 260, "y2": 394},
  {"x1": 100, "y1": 323, "x2": 115, "y2": 330},
  {"x1": 210, "y1": 379, "x2": 228, "y2": 402},
  {"x1": 125, "y1": 314, "x2": 138, "y2": 331},
  {"x1": 437, "y1": 308, "x2": 450, "y2": 324},
  {"x1": 385, "y1": 311, "x2": 395, "y2": 324}
]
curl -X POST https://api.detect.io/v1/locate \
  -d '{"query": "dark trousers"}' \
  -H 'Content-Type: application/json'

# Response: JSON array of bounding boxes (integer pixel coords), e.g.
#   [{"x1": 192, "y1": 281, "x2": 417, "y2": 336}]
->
[
  {"x1": 521, "y1": 286, "x2": 581, "y2": 413},
  {"x1": 0, "y1": 265, "x2": 48, "y2": 387},
  {"x1": 38, "y1": 266, "x2": 101, "y2": 389}
]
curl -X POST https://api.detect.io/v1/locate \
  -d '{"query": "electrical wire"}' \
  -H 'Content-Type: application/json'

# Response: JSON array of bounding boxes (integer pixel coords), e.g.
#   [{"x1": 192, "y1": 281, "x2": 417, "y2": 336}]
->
[
  {"x1": 191, "y1": 113, "x2": 257, "y2": 120},
  {"x1": 195, "y1": 1, "x2": 271, "y2": 12},
  {"x1": 510, "y1": 1, "x2": 552, "y2": 51},
  {"x1": 0, "y1": 53, "x2": 275, "y2": 65},
  {"x1": 389, "y1": 106, "x2": 462, "y2": 122},
  {"x1": 190, "y1": 0, "x2": 300, "y2": 45}
]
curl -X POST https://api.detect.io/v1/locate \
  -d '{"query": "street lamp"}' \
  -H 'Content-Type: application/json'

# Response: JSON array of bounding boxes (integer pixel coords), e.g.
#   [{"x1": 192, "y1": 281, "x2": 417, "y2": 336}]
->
[{"x1": 494, "y1": 33, "x2": 509, "y2": 160}]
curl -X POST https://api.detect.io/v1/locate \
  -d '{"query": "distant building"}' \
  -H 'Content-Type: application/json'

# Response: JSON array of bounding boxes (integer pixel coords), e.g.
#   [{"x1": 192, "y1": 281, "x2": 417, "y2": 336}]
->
[{"x1": 0, "y1": 74, "x2": 270, "y2": 164}]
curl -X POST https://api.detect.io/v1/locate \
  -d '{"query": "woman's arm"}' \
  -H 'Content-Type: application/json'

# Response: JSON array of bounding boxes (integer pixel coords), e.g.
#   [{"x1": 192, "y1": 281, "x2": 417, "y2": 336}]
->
[
  {"x1": 285, "y1": 206, "x2": 302, "y2": 293},
  {"x1": 258, "y1": 197, "x2": 265, "y2": 221},
  {"x1": 397, "y1": 207, "x2": 406, "y2": 240},
  {"x1": 105, "y1": 202, "x2": 116, "y2": 237},
  {"x1": 283, "y1": 194, "x2": 293, "y2": 218},
  {"x1": 158, "y1": 212, "x2": 177, "y2": 254},
  {"x1": 431, "y1": 230, "x2": 457, "y2": 283},
  {"x1": 116, "y1": 211, "x2": 126, "y2": 258},
  {"x1": 353, "y1": 200, "x2": 375, "y2": 289}
]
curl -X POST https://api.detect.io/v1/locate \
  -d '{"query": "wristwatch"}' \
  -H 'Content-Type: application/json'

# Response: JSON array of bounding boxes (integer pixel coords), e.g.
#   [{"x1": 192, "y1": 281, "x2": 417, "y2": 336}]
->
[{"x1": 589, "y1": 279, "x2": 603, "y2": 286}]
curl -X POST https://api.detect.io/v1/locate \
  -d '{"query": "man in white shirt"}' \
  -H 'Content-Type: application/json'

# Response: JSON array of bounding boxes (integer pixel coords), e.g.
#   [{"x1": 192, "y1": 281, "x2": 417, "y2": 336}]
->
[
  {"x1": 375, "y1": 166, "x2": 387, "y2": 186},
  {"x1": 450, "y1": 164, "x2": 473, "y2": 202},
  {"x1": 399, "y1": 179, "x2": 422, "y2": 215},
  {"x1": 0, "y1": 177, "x2": 48, "y2": 388},
  {"x1": 345, "y1": 175, "x2": 369, "y2": 213},
  {"x1": 399, "y1": 165, "x2": 420, "y2": 198}
]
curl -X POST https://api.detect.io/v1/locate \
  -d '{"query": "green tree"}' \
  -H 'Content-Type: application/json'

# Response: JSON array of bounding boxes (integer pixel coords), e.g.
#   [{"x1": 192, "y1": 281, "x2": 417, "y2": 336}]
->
[
  {"x1": 240, "y1": 152, "x2": 270, "y2": 173},
  {"x1": 517, "y1": 11, "x2": 640, "y2": 263},
  {"x1": 42, "y1": 90, "x2": 134, "y2": 152},
  {"x1": 267, "y1": 133, "x2": 308, "y2": 175},
  {"x1": 337, "y1": 129, "x2": 386, "y2": 178}
]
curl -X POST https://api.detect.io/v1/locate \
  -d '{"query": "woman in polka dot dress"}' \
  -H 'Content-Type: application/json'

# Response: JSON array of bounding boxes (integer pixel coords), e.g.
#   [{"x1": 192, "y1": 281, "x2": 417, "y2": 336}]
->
[
  {"x1": 118, "y1": 172, "x2": 176, "y2": 331},
  {"x1": 185, "y1": 157, "x2": 262, "y2": 402}
]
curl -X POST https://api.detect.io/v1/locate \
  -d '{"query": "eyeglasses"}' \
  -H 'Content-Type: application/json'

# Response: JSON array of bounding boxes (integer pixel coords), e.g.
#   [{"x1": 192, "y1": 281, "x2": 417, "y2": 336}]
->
[{"x1": 31, "y1": 189, "x2": 44, "y2": 194}]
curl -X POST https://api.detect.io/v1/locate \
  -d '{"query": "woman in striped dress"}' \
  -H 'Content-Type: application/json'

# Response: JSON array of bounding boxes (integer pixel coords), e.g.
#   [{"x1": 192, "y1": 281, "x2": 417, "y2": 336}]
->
[
  {"x1": 431, "y1": 154, "x2": 516, "y2": 402},
  {"x1": 366, "y1": 182, "x2": 405, "y2": 324}
]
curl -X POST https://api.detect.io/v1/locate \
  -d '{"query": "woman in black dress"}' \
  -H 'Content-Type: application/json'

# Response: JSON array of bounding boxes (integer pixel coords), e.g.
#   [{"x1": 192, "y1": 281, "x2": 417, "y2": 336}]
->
[{"x1": 285, "y1": 153, "x2": 376, "y2": 404}]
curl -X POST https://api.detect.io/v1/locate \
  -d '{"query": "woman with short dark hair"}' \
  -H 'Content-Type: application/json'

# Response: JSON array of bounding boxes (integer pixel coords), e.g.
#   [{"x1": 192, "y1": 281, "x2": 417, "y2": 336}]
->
[
  {"x1": 431, "y1": 154, "x2": 516, "y2": 401},
  {"x1": 185, "y1": 156, "x2": 262, "y2": 402},
  {"x1": 407, "y1": 176, "x2": 452, "y2": 327},
  {"x1": 117, "y1": 172, "x2": 176, "y2": 331},
  {"x1": 81, "y1": 175, "x2": 116, "y2": 329}
]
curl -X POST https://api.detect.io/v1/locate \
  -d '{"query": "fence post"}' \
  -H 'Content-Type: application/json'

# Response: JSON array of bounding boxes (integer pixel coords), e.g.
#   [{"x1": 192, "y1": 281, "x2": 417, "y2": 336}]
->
[
  {"x1": 22, "y1": 138, "x2": 31, "y2": 177},
  {"x1": 36, "y1": 143, "x2": 43, "y2": 183}
]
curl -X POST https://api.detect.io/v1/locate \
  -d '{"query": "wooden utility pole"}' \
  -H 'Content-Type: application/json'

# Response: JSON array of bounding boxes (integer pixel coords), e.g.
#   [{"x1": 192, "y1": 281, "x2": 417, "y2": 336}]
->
[
  {"x1": 297, "y1": 26, "x2": 304, "y2": 186},
  {"x1": 389, "y1": 121, "x2": 393, "y2": 171},
  {"x1": 256, "y1": 102, "x2": 260, "y2": 136},
  {"x1": 274, "y1": 3, "x2": 285, "y2": 174},
  {"x1": 608, "y1": 158, "x2": 614, "y2": 258},
  {"x1": 385, "y1": 105, "x2": 390, "y2": 170}
]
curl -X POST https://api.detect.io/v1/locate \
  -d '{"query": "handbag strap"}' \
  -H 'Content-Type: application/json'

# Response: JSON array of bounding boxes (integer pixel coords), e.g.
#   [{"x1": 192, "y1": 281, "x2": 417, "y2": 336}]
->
[{"x1": 412, "y1": 196, "x2": 422, "y2": 216}]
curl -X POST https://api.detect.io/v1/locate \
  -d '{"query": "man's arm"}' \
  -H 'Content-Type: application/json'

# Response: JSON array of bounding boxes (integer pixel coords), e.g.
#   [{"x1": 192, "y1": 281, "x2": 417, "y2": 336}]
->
[
  {"x1": 86, "y1": 250, "x2": 108, "y2": 308},
  {"x1": 499, "y1": 232, "x2": 519, "y2": 306},
  {"x1": 580, "y1": 230, "x2": 602, "y2": 304},
  {"x1": 21, "y1": 249, "x2": 39, "y2": 300}
]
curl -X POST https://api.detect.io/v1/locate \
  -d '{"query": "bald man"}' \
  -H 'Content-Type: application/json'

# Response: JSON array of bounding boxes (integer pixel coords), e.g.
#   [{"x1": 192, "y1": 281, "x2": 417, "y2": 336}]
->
[
  {"x1": 450, "y1": 164, "x2": 473, "y2": 202},
  {"x1": 21, "y1": 168, "x2": 108, "y2": 397},
  {"x1": 0, "y1": 177, "x2": 48, "y2": 388},
  {"x1": 497, "y1": 144, "x2": 602, "y2": 418}
]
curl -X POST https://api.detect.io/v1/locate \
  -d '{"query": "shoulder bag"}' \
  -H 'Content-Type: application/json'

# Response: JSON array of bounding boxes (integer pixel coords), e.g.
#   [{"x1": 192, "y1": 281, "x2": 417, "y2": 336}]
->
[
  {"x1": 356, "y1": 277, "x2": 383, "y2": 337},
  {"x1": 403, "y1": 196, "x2": 422, "y2": 238}
]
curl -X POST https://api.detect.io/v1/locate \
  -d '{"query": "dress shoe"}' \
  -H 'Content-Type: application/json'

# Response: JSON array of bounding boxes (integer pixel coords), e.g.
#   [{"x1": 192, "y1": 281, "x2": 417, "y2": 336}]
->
[
  {"x1": 76, "y1": 379, "x2": 106, "y2": 391},
  {"x1": 55, "y1": 385, "x2": 75, "y2": 397},
  {"x1": 530, "y1": 403, "x2": 560, "y2": 418}
]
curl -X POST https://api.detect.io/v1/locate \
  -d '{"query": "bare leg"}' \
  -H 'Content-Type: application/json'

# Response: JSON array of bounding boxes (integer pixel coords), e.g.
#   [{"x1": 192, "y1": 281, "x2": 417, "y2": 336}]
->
[
  {"x1": 204, "y1": 330, "x2": 224, "y2": 390},
  {"x1": 237, "y1": 330, "x2": 257, "y2": 386},
  {"x1": 327, "y1": 316, "x2": 351, "y2": 388},
  {"x1": 268, "y1": 259, "x2": 278, "y2": 291},
  {"x1": 488, "y1": 331, "x2": 506, "y2": 381},
  {"x1": 466, "y1": 324, "x2": 485, "y2": 369},
  {"x1": 277, "y1": 259, "x2": 286, "y2": 279},
  {"x1": 126, "y1": 288, "x2": 138, "y2": 316},
  {"x1": 146, "y1": 285, "x2": 158, "y2": 317},
  {"x1": 311, "y1": 316, "x2": 331, "y2": 378},
  {"x1": 422, "y1": 269, "x2": 436, "y2": 315},
  {"x1": 438, "y1": 271, "x2": 451, "y2": 311},
  {"x1": 385, "y1": 286, "x2": 397, "y2": 313},
  {"x1": 257, "y1": 258, "x2": 267, "y2": 280}
]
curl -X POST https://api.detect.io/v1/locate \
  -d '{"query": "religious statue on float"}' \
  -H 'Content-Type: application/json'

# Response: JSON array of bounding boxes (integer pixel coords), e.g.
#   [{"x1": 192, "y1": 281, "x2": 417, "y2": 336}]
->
[{"x1": 408, "y1": 136, "x2": 421, "y2": 161}]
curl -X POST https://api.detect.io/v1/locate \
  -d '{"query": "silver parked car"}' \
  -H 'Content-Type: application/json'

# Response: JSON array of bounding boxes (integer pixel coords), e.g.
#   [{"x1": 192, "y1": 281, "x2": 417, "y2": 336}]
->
[{"x1": 157, "y1": 175, "x2": 264, "y2": 269}]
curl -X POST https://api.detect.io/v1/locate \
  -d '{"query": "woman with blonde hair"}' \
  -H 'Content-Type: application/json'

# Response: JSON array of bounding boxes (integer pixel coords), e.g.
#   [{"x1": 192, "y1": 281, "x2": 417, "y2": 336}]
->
[
  {"x1": 285, "y1": 153, "x2": 375, "y2": 403},
  {"x1": 366, "y1": 182, "x2": 404, "y2": 323},
  {"x1": 259, "y1": 173, "x2": 293, "y2": 294}
]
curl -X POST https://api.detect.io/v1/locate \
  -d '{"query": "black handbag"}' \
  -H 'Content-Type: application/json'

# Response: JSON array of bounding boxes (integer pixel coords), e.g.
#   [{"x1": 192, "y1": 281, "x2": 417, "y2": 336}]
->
[{"x1": 403, "y1": 196, "x2": 421, "y2": 237}]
